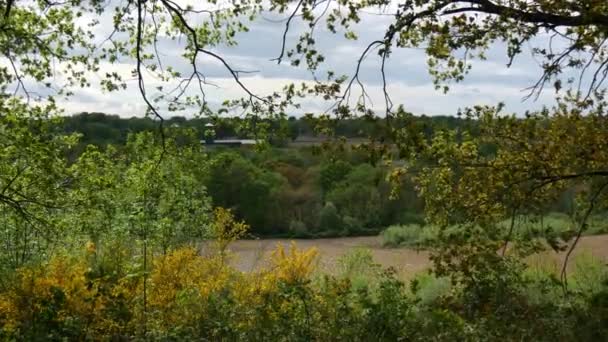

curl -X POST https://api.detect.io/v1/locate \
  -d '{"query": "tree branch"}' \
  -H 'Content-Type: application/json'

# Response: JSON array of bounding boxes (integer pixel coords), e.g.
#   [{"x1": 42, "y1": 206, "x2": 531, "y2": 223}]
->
[
  {"x1": 458, "y1": 0, "x2": 608, "y2": 28},
  {"x1": 560, "y1": 181, "x2": 608, "y2": 294},
  {"x1": 273, "y1": 0, "x2": 305, "y2": 64}
]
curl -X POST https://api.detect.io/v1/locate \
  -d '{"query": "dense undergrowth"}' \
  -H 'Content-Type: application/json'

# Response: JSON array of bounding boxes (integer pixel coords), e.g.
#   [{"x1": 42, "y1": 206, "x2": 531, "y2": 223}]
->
[{"x1": 1, "y1": 243, "x2": 607, "y2": 341}]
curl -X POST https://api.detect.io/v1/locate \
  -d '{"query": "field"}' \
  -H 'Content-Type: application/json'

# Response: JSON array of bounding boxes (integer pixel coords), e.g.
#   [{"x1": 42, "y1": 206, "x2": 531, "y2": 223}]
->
[{"x1": 221, "y1": 235, "x2": 608, "y2": 278}]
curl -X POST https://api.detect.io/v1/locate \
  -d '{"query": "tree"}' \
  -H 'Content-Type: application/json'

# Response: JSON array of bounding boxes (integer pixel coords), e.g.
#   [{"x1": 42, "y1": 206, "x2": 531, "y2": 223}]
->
[
  {"x1": 391, "y1": 96, "x2": 608, "y2": 292},
  {"x1": 270, "y1": 1, "x2": 608, "y2": 112},
  {"x1": 204, "y1": 152, "x2": 285, "y2": 234},
  {"x1": 319, "y1": 160, "x2": 352, "y2": 195},
  {"x1": 327, "y1": 164, "x2": 383, "y2": 229},
  {"x1": 0, "y1": 101, "x2": 78, "y2": 272},
  {"x1": 122, "y1": 130, "x2": 212, "y2": 253},
  {"x1": 2, "y1": 0, "x2": 606, "y2": 139}
]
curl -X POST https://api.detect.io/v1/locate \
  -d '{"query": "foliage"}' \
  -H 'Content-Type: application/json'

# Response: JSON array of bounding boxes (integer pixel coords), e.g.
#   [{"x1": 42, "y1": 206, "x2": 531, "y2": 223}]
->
[
  {"x1": 318, "y1": 202, "x2": 344, "y2": 233},
  {"x1": 1, "y1": 242, "x2": 607, "y2": 341},
  {"x1": 319, "y1": 160, "x2": 353, "y2": 195},
  {"x1": 203, "y1": 152, "x2": 286, "y2": 235},
  {"x1": 336, "y1": 248, "x2": 382, "y2": 290},
  {"x1": 382, "y1": 224, "x2": 427, "y2": 248},
  {"x1": 211, "y1": 207, "x2": 249, "y2": 257},
  {"x1": 0, "y1": 101, "x2": 79, "y2": 273},
  {"x1": 386, "y1": 97, "x2": 608, "y2": 291},
  {"x1": 1, "y1": 0, "x2": 608, "y2": 339}
]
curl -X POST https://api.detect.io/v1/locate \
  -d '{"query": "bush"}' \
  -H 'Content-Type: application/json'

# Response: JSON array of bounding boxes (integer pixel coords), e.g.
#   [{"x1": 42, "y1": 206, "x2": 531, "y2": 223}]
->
[
  {"x1": 570, "y1": 252, "x2": 608, "y2": 297},
  {"x1": 398, "y1": 211, "x2": 426, "y2": 225},
  {"x1": 289, "y1": 220, "x2": 309, "y2": 237},
  {"x1": 498, "y1": 212, "x2": 608, "y2": 242},
  {"x1": 337, "y1": 248, "x2": 380, "y2": 290},
  {"x1": 1, "y1": 242, "x2": 607, "y2": 341},
  {"x1": 342, "y1": 216, "x2": 364, "y2": 235},
  {"x1": 410, "y1": 273, "x2": 452, "y2": 306},
  {"x1": 382, "y1": 224, "x2": 423, "y2": 247},
  {"x1": 318, "y1": 202, "x2": 343, "y2": 232}
]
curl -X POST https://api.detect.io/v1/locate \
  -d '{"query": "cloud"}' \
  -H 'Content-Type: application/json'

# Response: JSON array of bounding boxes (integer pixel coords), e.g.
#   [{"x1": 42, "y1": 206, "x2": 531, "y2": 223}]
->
[{"x1": 4, "y1": 3, "x2": 566, "y2": 118}]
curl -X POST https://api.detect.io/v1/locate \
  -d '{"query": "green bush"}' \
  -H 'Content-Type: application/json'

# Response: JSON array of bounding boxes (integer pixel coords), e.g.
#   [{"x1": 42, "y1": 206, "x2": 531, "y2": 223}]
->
[
  {"x1": 318, "y1": 202, "x2": 343, "y2": 232},
  {"x1": 410, "y1": 273, "x2": 452, "y2": 306},
  {"x1": 398, "y1": 211, "x2": 426, "y2": 225},
  {"x1": 498, "y1": 212, "x2": 608, "y2": 242},
  {"x1": 288, "y1": 220, "x2": 309, "y2": 237},
  {"x1": 381, "y1": 224, "x2": 438, "y2": 248},
  {"x1": 342, "y1": 215, "x2": 364, "y2": 235},
  {"x1": 570, "y1": 253, "x2": 608, "y2": 297},
  {"x1": 337, "y1": 248, "x2": 381, "y2": 290}
]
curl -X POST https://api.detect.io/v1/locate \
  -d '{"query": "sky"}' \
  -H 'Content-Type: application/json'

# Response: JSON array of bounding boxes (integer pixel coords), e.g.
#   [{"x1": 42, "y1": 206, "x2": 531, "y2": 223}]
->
[{"x1": 10, "y1": 2, "x2": 564, "y2": 118}]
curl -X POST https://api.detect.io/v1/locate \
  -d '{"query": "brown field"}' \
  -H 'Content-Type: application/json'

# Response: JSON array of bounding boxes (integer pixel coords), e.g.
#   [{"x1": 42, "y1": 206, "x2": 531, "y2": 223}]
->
[{"x1": 216, "y1": 235, "x2": 608, "y2": 278}]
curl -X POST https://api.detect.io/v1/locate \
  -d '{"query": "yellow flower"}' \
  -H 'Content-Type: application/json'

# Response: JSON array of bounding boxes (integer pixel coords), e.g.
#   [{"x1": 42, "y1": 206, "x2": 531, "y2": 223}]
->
[
  {"x1": 85, "y1": 241, "x2": 96, "y2": 254},
  {"x1": 269, "y1": 241, "x2": 318, "y2": 284}
]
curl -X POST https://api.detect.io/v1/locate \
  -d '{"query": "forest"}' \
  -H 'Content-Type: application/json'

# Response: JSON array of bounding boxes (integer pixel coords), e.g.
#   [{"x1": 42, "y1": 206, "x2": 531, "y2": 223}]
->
[{"x1": 1, "y1": 0, "x2": 608, "y2": 340}]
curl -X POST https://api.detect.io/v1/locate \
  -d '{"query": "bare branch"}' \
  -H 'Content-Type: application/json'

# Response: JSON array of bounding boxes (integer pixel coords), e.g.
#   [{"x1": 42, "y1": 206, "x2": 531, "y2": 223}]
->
[
  {"x1": 136, "y1": 0, "x2": 166, "y2": 149},
  {"x1": 160, "y1": 0, "x2": 265, "y2": 103},
  {"x1": 273, "y1": 0, "x2": 305, "y2": 64}
]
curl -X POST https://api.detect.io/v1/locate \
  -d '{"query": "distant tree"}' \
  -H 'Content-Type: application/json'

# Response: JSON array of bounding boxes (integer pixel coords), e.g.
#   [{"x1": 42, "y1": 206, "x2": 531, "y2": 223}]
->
[
  {"x1": 318, "y1": 202, "x2": 343, "y2": 233},
  {"x1": 327, "y1": 164, "x2": 383, "y2": 228},
  {"x1": 319, "y1": 160, "x2": 352, "y2": 195},
  {"x1": 204, "y1": 152, "x2": 285, "y2": 234}
]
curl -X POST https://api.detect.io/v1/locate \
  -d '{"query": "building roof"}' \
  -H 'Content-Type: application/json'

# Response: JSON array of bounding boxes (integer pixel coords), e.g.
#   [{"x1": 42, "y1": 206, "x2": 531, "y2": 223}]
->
[{"x1": 201, "y1": 139, "x2": 258, "y2": 146}]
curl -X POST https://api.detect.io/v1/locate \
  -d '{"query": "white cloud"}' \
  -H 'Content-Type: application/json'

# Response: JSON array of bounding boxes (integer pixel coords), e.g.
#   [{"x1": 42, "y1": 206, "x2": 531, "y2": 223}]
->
[{"x1": 5, "y1": 2, "x2": 573, "y2": 118}]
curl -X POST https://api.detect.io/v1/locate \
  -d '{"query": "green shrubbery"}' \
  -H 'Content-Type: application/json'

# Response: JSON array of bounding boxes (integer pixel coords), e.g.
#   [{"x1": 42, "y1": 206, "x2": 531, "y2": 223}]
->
[
  {"x1": 201, "y1": 149, "x2": 425, "y2": 238},
  {"x1": 381, "y1": 224, "x2": 441, "y2": 248},
  {"x1": 382, "y1": 213, "x2": 608, "y2": 248}
]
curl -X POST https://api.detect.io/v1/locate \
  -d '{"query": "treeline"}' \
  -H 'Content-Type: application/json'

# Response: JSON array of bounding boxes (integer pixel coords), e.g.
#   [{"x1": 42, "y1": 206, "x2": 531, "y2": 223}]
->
[{"x1": 58, "y1": 112, "x2": 469, "y2": 147}]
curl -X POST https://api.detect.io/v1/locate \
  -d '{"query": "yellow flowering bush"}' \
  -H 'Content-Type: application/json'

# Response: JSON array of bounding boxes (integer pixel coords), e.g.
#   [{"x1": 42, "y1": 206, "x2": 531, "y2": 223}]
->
[
  {"x1": 146, "y1": 247, "x2": 233, "y2": 331},
  {"x1": 267, "y1": 241, "x2": 319, "y2": 285},
  {"x1": 211, "y1": 207, "x2": 249, "y2": 257},
  {"x1": 0, "y1": 255, "x2": 108, "y2": 339},
  {"x1": 7, "y1": 238, "x2": 581, "y2": 341}
]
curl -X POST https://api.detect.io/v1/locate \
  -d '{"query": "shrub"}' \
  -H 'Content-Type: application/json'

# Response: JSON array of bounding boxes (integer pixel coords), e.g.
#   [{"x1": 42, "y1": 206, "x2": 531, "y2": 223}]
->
[
  {"x1": 498, "y1": 212, "x2": 608, "y2": 242},
  {"x1": 337, "y1": 248, "x2": 380, "y2": 290},
  {"x1": 2, "y1": 241, "x2": 607, "y2": 341},
  {"x1": 570, "y1": 252, "x2": 608, "y2": 297},
  {"x1": 398, "y1": 211, "x2": 426, "y2": 225},
  {"x1": 318, "y1": 202, "x2": 343, "y2": 232},
  {"x1": 381, "y1": 224, "x2": 425, "y2": 248},
  {"x1": 289, "y1": 220, "x2": 308, "y2": 237},
  {"x1": 342, "y1": 216, "x2": 364, "y2": 235},
  {"x1": 410, "y1": 273, "x2": 452, "y2": 306}
]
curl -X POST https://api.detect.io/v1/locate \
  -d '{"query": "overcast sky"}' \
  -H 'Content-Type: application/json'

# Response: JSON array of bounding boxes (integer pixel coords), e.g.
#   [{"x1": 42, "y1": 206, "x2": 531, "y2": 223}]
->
[{"x1": 42, "y1": 6, "x2": 562, "y2": 118}]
